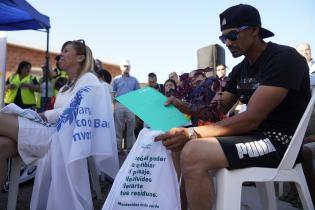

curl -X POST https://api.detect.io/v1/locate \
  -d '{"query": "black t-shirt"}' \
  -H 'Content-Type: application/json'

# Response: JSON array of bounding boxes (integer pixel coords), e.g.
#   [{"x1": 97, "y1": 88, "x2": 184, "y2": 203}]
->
[
  {"x1": 226, "y1": 42, "x2": 311, "y2": 134},
  {"x1": 151, "y1": 84, "x2": 164, "y2": 94}
]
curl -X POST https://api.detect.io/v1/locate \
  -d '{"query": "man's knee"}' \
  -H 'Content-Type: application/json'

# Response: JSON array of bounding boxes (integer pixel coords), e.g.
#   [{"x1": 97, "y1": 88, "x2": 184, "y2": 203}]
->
[{"x1": 180, "y1": 142, "x2": 204, "y2": 176}]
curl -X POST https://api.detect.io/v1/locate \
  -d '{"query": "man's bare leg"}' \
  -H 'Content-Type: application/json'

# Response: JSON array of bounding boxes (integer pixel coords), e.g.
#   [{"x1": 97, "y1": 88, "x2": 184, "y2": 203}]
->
[
  {"x1": 171, "y1": 152, "x2": 188, "y2": 210},
  {"x1": 171, "y1": 152, "x2": 181, "y2": 179},
  {"x1": 180, "y1": 138, "x2": 229, "y2": 210}
]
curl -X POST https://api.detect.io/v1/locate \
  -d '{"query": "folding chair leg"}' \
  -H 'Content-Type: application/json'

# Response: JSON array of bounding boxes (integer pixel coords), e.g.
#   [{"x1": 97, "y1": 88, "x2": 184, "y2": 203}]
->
[
  {"x1": 256, "y1": 182, "x2": 277, "y2": 210},
  {"x1": 295, "y1": 166, "x2": 314, "y2": 210},
  {"x1": 278, "y1": 182, "x2": 284, "y2": 197},
  {"x1": 87, "y1": 157, "x2": 102, "y2": 200},
  {"x1": 7, "y1": 156, "x2": 23, "y2": 210}
]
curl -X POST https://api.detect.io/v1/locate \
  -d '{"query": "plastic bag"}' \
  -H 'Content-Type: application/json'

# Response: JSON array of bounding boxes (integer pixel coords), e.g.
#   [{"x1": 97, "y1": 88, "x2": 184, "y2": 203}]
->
[{"x1": 102, "y1": 128, "x2": 181, "y2": 210}]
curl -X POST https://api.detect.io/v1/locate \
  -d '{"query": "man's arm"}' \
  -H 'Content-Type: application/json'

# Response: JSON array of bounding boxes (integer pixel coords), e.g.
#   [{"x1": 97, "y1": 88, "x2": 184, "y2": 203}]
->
[
  {"x1": 220, "y1": 91, "x2": 239, "y2": 115},
  {"x1": 194, "y1": 85, "x2": 288, "y2": 137},
  {"x1": 155, "y1": 85, "x2": 288, "y2": 151},
  {"x1": 164, "y1": 91, "x2": 238, "y2": 118}
]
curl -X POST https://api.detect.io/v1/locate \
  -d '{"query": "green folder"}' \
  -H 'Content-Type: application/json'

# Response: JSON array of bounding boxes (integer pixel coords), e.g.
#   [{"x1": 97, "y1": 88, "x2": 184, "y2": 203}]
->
[{"x1": 116, "y1": 87, "x2": 189, "y2": 132}]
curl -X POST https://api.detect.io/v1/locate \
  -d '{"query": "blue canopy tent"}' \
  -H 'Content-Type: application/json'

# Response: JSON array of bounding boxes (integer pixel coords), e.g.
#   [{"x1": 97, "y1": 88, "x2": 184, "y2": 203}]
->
[{"x1": 0, "y1": 0, "x2": 51, "y2": 107}]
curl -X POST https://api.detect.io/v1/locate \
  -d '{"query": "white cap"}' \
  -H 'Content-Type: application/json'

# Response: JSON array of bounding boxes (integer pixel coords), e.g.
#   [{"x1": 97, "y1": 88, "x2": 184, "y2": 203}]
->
[{"x1": 120, "y1": 59, "x2": 130, "y2": 69}]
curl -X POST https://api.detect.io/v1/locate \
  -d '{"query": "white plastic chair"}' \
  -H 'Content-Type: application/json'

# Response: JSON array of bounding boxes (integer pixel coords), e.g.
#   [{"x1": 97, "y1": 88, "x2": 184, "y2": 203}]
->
[
  {"x1": 214, "y1": 88, "x2": 315, "y2": 210},
  {"x1": 87, "y1": 156, "x2": 102, "y2": 200},
  {"x1": 6, "y1": 156, "x2": 102, "y2": 210},
  {"x1": 7, "y1": 156, "x2": 22, "y2": 210}
]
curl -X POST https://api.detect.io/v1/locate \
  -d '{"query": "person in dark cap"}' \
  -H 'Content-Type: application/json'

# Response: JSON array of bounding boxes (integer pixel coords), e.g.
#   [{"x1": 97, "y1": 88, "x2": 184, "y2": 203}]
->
[
  {"x1": 147, "y1": 72, "x2": 164, "y2": 94},
  {"x1": 155, "y1": 4, "x2": 311, "y2": 209}
]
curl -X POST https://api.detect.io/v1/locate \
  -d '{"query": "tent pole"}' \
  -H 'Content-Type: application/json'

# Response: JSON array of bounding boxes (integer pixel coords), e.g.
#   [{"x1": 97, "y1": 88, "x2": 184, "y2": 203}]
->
[{"x1": 44, "y1": 28, "x2": 50, "y2": 111}]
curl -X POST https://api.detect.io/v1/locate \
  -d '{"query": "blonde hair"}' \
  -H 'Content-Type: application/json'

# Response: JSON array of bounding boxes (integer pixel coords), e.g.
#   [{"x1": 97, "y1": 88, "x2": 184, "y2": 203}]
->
[{"x1": 61, "y1": 40, "x2": 95, "y2": 91}]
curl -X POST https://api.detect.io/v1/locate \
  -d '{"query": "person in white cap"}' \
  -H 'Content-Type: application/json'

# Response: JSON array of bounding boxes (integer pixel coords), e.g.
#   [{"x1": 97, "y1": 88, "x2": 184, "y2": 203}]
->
[
  {"x1": 112, "y1": 59, "x2": 140, "y2": 154},
  {"x1": 296, "y1": 42, "x2": 315, "y2": 205},
  {"x1": 296, "y1": 43, "x2": 315, "y2": 74},
  {"x1": 155, "y1": 4, "x2": 311, "y2": 209}
]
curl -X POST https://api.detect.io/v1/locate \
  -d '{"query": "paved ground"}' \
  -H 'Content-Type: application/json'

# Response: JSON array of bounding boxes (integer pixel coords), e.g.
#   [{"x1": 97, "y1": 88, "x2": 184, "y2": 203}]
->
[
  {"x1": 0, "y1": 183, "x2": 301, "y2": 210},
  {"x1": 0, "y1": 153, "x2": 127, "y2": 210},
  {"x1": 241, "y1": 186, "x2": 300, "y2": 210},
  {"x1": 0, "y1": 153, "x2": 303, "y2": 210},
  {"x1": 0, "y1": 178, "x2": 113, "y2": 210}
]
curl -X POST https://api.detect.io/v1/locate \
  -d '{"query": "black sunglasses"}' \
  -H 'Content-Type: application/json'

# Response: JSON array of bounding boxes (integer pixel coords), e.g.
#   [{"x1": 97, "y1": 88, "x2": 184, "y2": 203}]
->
[
  {"x1": 219, "y1": 26, "x2": 250, "y2": 44},
  {"x1": 73, "y1": 39, "x2": 86, "y2": 56}
]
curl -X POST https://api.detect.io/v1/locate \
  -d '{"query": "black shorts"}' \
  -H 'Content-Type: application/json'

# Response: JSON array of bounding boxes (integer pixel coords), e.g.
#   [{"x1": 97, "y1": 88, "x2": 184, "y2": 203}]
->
[{"x1": 217, "y1": 131, "x2": 295, "y2": 170}]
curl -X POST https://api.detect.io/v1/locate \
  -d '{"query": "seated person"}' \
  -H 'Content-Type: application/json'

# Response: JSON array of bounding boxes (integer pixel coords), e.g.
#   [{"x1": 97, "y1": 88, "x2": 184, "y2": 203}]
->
[
  {"x1": 155, "y1": 4, "x2": 310, "y2": 210},
  {"x1": 278, "y1": 45, "x2": 315, "y2": 208},
  {"x1": 215, "y1": 64, "x2": 229, "y2": 91},
  {"x1": 176, "y1": 68, "x2": 223, "y2": 126},
  {"x1": 95, "y1": 58, "x2": 112, "y2": 84},
  {"x1": 147, "y1": 72, "x2": 164, "y2": 94},
  {"x1": 169, "y1": 71, "x2": 180, "y2": 85},
  {"x1": 164, "y1": 79, "x2": 178, "y2": 97},
  {"x1": 0, "y1": 40, "x2": 100, "y2": 192}
]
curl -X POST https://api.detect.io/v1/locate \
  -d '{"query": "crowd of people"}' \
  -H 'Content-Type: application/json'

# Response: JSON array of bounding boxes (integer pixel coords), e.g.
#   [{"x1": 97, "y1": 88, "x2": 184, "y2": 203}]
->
[{"x1": 1, "y1": 3, "x2": 315, "y2": 210}]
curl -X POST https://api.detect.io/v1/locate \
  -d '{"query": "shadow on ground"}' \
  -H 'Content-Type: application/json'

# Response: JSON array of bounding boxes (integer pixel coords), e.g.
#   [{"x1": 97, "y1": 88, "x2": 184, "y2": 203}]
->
[{"x1": 0, "y1": 153, "x2": 127, "y2": 210}]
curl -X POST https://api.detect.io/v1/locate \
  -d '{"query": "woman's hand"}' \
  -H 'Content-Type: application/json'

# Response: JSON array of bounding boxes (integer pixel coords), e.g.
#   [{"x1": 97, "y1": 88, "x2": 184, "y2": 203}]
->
[
  {"x1": 155, "y1": 127, "x2": 190, "y2": 152},
  {"x1": 38, "y1": 112, "x2": 48, "y2": 122},
  {"x1": 7, "y1": 84, "x2": 17, "y2": 89},
  {"x1": 20, "y1": 83, "x2": 30, "y2": 89}
]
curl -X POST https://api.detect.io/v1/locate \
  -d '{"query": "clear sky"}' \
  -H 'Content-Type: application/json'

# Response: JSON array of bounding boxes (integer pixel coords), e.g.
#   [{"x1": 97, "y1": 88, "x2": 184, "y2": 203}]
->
[{"x1": 4, "y1": 0, "x2": 315, "y2": 83}]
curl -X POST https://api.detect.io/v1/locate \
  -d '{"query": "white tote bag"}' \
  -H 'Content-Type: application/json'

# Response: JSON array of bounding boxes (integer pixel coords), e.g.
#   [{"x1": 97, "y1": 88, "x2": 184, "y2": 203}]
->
[{"x1": 102, "y1": 128, "x2": 181, "y2": 210}]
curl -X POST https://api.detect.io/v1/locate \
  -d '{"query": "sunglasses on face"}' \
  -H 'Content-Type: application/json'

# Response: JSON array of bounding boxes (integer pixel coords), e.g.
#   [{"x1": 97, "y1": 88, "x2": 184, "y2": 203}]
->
[
  {"x1": 73, "y1": 39, "x2": 86, "y2": 56},
  {"x1": 219, "y1": 26, "x2": 250, "y2": 44}
]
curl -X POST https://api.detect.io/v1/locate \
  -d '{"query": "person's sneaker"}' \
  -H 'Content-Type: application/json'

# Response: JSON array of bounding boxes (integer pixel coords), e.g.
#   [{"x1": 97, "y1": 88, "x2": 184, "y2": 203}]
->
[
  {"x1": 103, "y1": 174, "x2": 114, "y2": 184},
  {"x1": 19, "y1": 165, "x2": 37, "y2": 183}
]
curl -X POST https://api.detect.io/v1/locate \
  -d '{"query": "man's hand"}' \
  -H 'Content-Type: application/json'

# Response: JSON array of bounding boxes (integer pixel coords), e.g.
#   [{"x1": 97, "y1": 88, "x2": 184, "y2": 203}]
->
[
  {"x1": 155, "y1": 127, "x2": 190, "y2": 152},
  {"x1": 165, "y1": 96, "x2": 190, "y2": 114}
]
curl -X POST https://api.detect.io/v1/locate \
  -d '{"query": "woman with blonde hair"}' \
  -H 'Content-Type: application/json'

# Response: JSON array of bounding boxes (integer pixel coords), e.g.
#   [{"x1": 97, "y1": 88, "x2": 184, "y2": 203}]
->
[{"x1": 0, "y1": 40, "x2": 99, "y2": 188}]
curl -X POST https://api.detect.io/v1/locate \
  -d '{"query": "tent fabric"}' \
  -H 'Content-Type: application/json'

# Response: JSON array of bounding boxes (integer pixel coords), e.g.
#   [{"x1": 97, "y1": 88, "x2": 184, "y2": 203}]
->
[
  {"x1": 0, "y1": 0, "x2": 51, "y2": 101},
  {"x1": 0, "y1": 0, "x2": 50, "y2": 31}
]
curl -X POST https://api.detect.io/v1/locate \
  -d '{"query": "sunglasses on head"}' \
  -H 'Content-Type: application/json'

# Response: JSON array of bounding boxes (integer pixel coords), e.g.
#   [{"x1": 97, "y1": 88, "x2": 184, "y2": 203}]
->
[
  {"x1": 73, "y1": 39, "x2": 86, "y2": 56},
  {"x1": 219, "y1": 26, "x2": 250, "y2": 44}
]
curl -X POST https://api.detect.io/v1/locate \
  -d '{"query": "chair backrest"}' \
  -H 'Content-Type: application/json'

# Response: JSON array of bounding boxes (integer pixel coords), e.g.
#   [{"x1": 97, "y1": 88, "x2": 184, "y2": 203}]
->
[{"x1": 277, "y1": 87, "x2": 315, "y2": 170}]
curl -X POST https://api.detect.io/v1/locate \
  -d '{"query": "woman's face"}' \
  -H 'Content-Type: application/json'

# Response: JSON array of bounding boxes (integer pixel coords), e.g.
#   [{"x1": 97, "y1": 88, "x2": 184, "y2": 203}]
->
[
  {"x1": 216, "y1": 65, "x2": 226, "y2": 78},
  {"x1": 191, "y1": 74, "x2": 205, "y2": 88},
  {"x1": 164, "y1": 81, "x2": 175, "y2": 93},
  {"x1": 59, "y1": 43, "x2": 83, "y2": 74},
  {"x1": 21, "y1": 65, "x2": 31, "y2": 75}
]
